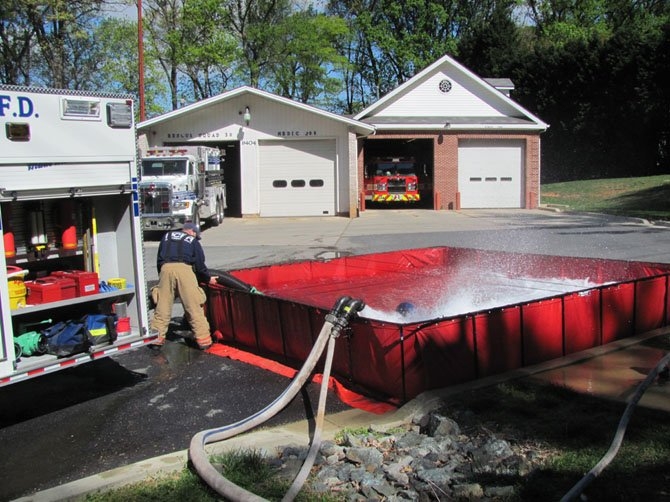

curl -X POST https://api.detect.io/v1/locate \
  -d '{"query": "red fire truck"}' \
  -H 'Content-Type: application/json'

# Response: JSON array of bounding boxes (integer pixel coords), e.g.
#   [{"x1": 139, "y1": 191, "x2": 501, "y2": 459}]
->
[{"x1": 364, "y1": 157, "x2": 420, "y2": 203}]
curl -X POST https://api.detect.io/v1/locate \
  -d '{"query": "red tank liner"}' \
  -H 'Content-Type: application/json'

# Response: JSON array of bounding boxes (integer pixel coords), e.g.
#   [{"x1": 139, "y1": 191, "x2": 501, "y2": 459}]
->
[{"x1": 206, "y1": 247, "x2": 670, "y2": 405}]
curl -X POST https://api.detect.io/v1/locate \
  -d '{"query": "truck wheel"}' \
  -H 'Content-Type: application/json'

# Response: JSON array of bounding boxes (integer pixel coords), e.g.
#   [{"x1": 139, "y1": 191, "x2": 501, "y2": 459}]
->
[
  {"x1": 217, "y1": 199, "x2": 224, "y2": 225},
  {"x1": 191, "y1": 211, "x2": 200, "y2": 229},
  {"x1": 210, "y1": 199, "x2": 223, "y2": 227}
]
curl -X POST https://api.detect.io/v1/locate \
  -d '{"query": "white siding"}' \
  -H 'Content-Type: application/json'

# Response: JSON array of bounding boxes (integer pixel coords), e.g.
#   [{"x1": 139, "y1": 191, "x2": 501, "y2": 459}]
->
[{"x1": 375, "y1": 72, "x2": 520, "y2": 118}]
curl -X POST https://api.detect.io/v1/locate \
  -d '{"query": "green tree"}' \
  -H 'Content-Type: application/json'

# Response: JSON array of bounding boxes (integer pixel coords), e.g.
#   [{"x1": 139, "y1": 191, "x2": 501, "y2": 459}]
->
[
  {"x1": 142, "y1": 0, "x2": 185, "y2": 109},
  {"x1": 512, "y1": 0, "x2": 670, "y2": 180},
  {"x1": 456, "y1": 0, "x2": 523, "y2": 78},
  {"x1": 266, "y1": 9, "x2": 350, "y2": 107},
  {"x1": 328, "y1": 0, "x2": 468, "y2": 110},
  {"x1": 93, "y1": 17, "x2": 167, "y2": 118},
  {"x1": 178, "y1": 0, "x2": 237, "y2": 100},
  {"x1": 220, "y1": 0, "x2": 293, "y2": 87},
  {"x1": 0, "y1": 0, "x2": 107, "y2": 89},
  {"x1": 0, "y1": 0, "x2": 34, "y2": 85}
]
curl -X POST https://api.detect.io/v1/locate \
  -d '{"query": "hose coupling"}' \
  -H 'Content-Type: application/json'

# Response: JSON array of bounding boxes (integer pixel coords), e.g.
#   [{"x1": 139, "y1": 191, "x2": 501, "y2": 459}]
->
[{"x1": 330, "y1": 298, "x2": 365, "y2": 338}]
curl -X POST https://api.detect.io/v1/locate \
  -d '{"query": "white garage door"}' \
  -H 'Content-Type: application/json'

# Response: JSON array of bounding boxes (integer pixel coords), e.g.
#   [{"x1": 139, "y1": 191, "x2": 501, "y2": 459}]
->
[
  {"x1": 458, "y1": 140, "x2": 525, "y2": 208},
  {"x1": 259, "y1": 139, "x2": 336, "y2": 217}
]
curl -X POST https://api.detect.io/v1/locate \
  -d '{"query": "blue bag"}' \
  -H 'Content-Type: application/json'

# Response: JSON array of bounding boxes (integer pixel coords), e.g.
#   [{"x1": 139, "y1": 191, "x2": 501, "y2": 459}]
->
[
  {"x1": 43, "y1": 320, "x2": 89, "y2": 357},
  {"x1": 84, "y1": 314, "x2": 117, "y2": 345}
]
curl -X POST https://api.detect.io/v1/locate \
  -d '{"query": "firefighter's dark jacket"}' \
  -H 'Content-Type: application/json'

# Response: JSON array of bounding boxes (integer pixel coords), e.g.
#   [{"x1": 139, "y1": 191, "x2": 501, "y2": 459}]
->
[{"x1": 157, "y1": 230, "x2": 210, "y2": 282}]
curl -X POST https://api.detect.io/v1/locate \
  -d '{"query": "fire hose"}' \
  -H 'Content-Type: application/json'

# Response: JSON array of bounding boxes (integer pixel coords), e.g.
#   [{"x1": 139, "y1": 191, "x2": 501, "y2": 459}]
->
[
  {"x1": 189, "y1": 295, "x2": 365, "y2": 502},
  {"x1": 212, "y1": 269, "x2": 258, "y2": 294},
  {"x1": 561, "y1": 351, "x2": 670, "y2": 502}
]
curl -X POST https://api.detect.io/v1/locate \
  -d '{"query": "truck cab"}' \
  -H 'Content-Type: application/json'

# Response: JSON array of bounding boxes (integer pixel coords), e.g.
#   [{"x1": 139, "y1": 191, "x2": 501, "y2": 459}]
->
[
  {"x1": 364, "y1": 157, "x2": 421, "y2": 203},
  {"x1": 139, "y1": 146, "x2": 226, "y2": 231},
  {"x1": 140, "y1": 149, "x2": 198, "y2": 229}
]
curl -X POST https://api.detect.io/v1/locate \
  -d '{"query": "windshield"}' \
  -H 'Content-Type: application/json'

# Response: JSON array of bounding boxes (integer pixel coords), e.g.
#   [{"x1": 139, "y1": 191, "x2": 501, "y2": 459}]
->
[
  {"x1": 375, "y1": 162, "x2": 416, "y2": 176},
  {"x1": 141, "y1": 159, "x2": 188, "y2": 176}
]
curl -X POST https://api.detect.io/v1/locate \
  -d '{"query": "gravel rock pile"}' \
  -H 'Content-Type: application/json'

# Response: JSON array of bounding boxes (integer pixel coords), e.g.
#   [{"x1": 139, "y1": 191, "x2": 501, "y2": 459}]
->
[{"x1": 272, "y1": 411, "x2": 548, "y2": 501}]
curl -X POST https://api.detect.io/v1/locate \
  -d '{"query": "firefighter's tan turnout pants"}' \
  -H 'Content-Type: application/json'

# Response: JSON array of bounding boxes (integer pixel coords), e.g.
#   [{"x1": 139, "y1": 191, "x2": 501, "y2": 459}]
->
[{"x1": 150, "y1": 262, "x2": 212, "y2": 347}]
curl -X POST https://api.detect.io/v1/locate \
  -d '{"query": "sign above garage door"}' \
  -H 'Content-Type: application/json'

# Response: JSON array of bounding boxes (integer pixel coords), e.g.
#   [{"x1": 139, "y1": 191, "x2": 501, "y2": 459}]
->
[
  {"x1": 458, "y1": 139, "x2": 525, "y2": 208},
  {"x1": 259, "y1": 139, "x2": 337, "y2": 216}
]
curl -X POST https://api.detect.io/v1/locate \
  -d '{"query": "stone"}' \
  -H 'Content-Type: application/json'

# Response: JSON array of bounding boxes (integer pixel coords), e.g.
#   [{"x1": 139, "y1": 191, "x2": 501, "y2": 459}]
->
[
  {"x1": 270, "y1": 410, "x2": 547, "y2": 500},
  {"x1": 426, "y1": 413, "x2": 460, "y2": 437}
]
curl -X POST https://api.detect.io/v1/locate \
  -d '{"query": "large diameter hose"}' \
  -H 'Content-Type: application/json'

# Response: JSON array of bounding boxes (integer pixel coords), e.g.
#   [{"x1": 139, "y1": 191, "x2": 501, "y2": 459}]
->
[
  {"x1": 561, "y1": 352, "x2": 670, "y2": 502},
  {"x1": 281, "y1": 334, "x2": 337, "y2": 502},
  {"x1": 189, "y1": 296, "x2": 363, "y2": 501},
  {"x1": 212, "y1": 269, "x2": 256, "y2": 293},
  {"x1": 282, "y1": 299, "x2": 364, "y2": 502}
]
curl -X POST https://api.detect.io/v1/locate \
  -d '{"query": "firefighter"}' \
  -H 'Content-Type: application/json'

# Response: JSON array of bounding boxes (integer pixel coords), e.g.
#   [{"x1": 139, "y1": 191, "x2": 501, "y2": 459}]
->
[{"x1": 150, "y1": 222, "x2": 218, "y2": 350}]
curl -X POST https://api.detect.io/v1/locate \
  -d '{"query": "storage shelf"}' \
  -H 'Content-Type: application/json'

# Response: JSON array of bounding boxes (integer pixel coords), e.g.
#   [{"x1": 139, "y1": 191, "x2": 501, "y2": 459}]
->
[
  {"x1": 7, "y1": 248, "x2": 84, "y2": 265},
  {"x1": 12, "y1": 330, "x2": 154, "y2": 376},
  {"x1": 11, "y1": 288, "x2": 136, "y2": 316}
]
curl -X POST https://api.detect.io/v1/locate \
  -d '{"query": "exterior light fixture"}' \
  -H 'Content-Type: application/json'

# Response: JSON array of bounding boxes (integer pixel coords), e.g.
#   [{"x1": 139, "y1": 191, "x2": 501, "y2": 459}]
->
[{"x1": 242, "y1": 106, "x2": 251, "y2": 126}]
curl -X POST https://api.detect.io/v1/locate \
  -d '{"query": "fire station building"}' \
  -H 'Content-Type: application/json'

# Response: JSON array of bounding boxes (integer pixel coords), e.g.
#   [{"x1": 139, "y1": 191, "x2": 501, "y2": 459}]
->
[{"x1": 137, "y1": 54, "x2": 547, "y2": 218}]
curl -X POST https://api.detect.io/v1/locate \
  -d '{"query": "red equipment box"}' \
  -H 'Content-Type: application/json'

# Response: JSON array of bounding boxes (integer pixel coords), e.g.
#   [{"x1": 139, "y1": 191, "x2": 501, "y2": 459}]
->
[
  {"x1": 26, "y1": 278, "x2": 62, "y2": 304},
  {"x1": 51, "y1": 270, "x2": 99, "y2": 296},
  {"x1": 50, "y1": 276, "x2": 77, "y2": 300}
]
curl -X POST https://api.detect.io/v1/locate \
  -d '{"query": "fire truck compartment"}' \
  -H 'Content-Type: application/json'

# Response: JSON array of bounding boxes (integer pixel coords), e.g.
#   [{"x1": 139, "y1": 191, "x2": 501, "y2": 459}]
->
[{"x1": 206, "y1": 247, "x2": 670, "y2": 404}]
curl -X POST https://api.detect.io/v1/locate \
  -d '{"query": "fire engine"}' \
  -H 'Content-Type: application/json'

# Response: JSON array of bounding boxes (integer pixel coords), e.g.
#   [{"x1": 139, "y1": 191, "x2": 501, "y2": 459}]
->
[
  {"x1": 364, "y1": 157, "x2": 421, "y2": 203},
  {"x1": 138, "y1": 146, "x2": 226, "y2": 231},
  {"x1": 0, "y1": 85, "x2": 155, "y2": 386}
]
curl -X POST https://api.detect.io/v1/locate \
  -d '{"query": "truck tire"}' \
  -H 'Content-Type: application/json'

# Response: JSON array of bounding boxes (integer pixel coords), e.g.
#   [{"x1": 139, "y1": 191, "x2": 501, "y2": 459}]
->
[
  {"x1": 191, "y1": 210, "x2": 200, "y2": 229},
  {"x1": 210, "y1": 199, "x2": 224, "y2": 227},
  {"x1": 216, "y1": 198, "x2": 224, "y2": 223}
]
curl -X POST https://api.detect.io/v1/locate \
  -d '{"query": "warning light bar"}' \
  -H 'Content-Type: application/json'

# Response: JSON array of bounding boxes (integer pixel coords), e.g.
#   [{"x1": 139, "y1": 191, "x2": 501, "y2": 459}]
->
[
  {"x1": 107, "y1": 101, "x2": 133, "y2": 129},
  {"x1": 61, "y1": 98, "x2": 101, "y2": 120},
  {"x1": 146, "y1": 148, "x2": 189, "y2": 156}
]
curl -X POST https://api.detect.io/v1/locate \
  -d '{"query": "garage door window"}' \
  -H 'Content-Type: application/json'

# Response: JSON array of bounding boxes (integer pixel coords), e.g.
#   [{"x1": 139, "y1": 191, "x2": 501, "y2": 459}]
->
[{"x1": 272, "y1": 178, "x2": 326, "y2": 188}]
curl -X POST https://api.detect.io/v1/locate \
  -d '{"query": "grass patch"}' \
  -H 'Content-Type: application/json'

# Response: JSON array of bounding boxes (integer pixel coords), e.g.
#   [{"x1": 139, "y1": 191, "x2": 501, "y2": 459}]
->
[
  {"x1": 541, "y1": 174, "x2": 670, "y2": 220},
  {"x1": 83, "y1": 469, "x2": 218, "y2": 501},
  {"x1": 441, "y1": 379, "x2": 670, "y2": 501},
  {"x1": 210, "y1": 448, "x2": 285, "y2": 500},
  {"x1": 84, "y1": 449, "x2": 338, "y2": 502}
]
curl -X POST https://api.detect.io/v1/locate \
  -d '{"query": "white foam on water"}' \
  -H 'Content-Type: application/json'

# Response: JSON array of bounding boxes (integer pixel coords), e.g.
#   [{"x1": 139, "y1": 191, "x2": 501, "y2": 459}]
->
[{"x1": 360, "y1": 275, "x2": 602, "y2": 323}]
